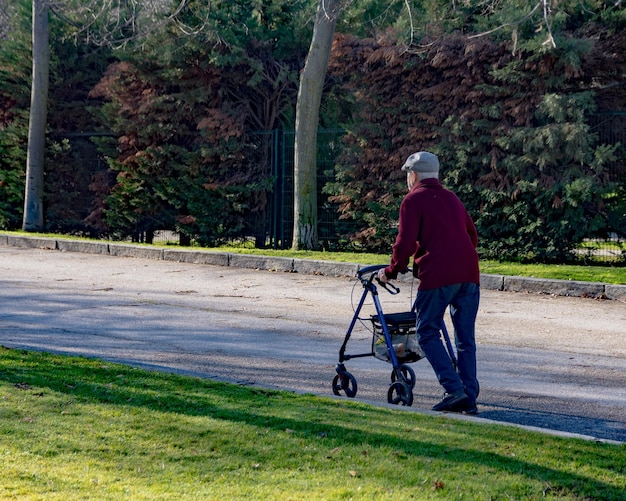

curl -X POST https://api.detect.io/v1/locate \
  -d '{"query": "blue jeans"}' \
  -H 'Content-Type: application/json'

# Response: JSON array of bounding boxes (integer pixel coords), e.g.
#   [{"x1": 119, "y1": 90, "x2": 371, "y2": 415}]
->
[{"x1": 413, "y1": 283, "x2": 480, "y2": 402}]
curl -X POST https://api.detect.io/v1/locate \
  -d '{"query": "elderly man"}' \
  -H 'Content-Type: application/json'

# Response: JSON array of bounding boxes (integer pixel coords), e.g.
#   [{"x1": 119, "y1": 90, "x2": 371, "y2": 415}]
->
[{"x1": 378, "y1": 151, "x2": 481, "y2": 414}]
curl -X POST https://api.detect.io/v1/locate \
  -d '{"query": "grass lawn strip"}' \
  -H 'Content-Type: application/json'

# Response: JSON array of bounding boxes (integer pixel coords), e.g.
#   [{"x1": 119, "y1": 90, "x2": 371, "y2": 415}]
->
[{"x1": 1, "y1": 348, "x2": 624, "y2": 500}]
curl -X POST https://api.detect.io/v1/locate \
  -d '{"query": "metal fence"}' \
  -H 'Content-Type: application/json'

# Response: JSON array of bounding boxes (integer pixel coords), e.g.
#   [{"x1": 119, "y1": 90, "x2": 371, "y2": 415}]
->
[
  {"x1": 240, "y1": 121, "x2": 625, "y2": 260},
  {"x1": 589, "y1": 112, "x2": 626, "y2": 183},
  {"x1": 256, "y1": 128, "x2": 352, "y2": 250},
  {"x1": 586, "y1": 112, "x2": 626, "y2": 263},
  {"x1": 51, "y1": 115, "x2": 625, "y2": 262}
]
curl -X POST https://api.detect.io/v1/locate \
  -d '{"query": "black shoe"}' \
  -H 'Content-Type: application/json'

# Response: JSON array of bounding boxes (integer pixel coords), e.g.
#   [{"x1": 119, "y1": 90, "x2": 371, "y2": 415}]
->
[
  {"x1": 431, "y1": 391, "x2": 469, "y2": 412},
  {"x1": 462, "y1": 402, "x2": 478, "y2": 415}
]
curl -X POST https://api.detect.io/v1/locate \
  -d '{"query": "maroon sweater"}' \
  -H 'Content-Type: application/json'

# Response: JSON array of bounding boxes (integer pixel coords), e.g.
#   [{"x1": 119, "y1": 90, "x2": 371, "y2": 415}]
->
[{"x1": 384, "y1": 178, "x2": 480, "y2": 290}]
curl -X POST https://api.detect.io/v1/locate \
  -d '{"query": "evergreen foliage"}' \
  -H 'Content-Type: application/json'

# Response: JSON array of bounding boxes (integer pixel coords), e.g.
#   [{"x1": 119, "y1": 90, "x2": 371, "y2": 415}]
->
[
  {"x1": 0, "y1": 0, "x2": 30, "y2": 228},
  {"x1": 44, "y1": 27, "x2": 115, "y2": 235},
  {"x1": 1, "y1": 0, "x2": 624, "y2": 261},
  {"x1": 326, "y1": 5, "x2": 626, "y2": 262},
  {"x1": 89, "y1": 0, "x2": 310, "y2": 244},
  {"x1": 0, "y1": 0, "x2": 113, "y2": 232}
]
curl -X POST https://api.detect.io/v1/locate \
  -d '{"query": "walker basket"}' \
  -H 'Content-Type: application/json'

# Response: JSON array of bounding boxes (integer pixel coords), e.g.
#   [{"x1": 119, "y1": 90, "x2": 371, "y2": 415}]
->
[{"x1": 371, "y1": 311, "x2": 425, "y2": 363}]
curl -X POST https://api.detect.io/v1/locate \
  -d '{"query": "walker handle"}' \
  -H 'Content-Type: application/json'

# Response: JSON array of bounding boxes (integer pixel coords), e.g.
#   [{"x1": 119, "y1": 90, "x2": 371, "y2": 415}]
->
[
  {"x1": 356, "y1": 264, "x2": 387, "y2": 279},
  {"x1": 356, "y1": 264, "x2": 401, "y2": 294}
]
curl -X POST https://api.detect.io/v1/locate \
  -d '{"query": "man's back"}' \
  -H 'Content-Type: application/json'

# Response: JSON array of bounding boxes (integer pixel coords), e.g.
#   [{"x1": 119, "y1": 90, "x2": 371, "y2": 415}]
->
[{"x1": 402, "y1": 179, "x2": 479, "y2": 290}]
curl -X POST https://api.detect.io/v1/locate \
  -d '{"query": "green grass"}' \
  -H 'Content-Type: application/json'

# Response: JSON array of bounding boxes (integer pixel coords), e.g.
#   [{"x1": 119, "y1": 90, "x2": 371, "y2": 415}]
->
[
  {"x1": 1, "y1": 347, "x2": 624, "y2": 500},
  {"x1": 478, "y1": 261, "x2": 626, "y2": 284},
  {"x1": 580, "y1": 239, "x2": 626, "y2": 252},
  {"x1": 2, "y1": 231, "x2": 625, "y2": 284},
  {"x1": 210, "y1": 246, "x2": 626, "y2": 285}
]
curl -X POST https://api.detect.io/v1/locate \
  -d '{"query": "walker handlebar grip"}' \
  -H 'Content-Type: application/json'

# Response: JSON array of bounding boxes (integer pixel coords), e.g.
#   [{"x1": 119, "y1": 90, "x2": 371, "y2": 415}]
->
[
  {"x1": 356, "y1": 264, "x2": 387, "y2": 279},
  {"x1": 357, "y1": 264, "x2": 401, "y2": 294}
]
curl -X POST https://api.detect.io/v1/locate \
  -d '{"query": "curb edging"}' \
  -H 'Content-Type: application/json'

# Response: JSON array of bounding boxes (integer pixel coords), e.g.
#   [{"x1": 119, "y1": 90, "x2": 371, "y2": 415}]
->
[{"x1": 1, "y1": 235, "x2": 624, "y2": 301}]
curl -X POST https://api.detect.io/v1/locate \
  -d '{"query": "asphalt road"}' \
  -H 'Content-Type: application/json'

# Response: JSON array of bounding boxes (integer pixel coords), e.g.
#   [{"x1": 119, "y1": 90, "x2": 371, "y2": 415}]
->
[{"x1": 1, "y1": 247, "x2": 625, "y2": 443}]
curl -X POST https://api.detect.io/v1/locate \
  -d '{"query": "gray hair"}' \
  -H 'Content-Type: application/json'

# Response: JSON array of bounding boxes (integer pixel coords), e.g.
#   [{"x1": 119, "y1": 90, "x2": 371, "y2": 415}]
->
[{"x1": 416, "y1": 171, "x2": 439, "y2": 180}]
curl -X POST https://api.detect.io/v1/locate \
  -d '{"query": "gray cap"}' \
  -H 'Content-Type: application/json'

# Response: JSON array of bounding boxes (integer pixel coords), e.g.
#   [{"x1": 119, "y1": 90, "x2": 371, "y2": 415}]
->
[{"x1": 401, "y1": 151, "x2": 439, "y2": 173}]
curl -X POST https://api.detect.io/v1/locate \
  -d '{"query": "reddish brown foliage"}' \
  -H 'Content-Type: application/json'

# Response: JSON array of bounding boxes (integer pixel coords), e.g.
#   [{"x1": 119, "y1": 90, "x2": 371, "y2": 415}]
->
[{"x1": 327, "y1": 29, "x2": 626, "y2": 249}]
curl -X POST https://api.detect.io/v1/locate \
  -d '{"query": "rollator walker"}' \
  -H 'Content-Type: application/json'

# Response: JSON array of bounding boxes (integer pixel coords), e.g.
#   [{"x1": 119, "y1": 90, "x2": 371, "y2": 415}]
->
[{"x1": 332, "y1": 264, "x2": 457, "y2": 406}]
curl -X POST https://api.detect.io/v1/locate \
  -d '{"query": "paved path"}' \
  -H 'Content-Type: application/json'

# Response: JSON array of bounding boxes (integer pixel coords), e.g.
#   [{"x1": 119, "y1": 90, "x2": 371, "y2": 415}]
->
[{"x1": 1, "y1": 247, "x2": 625, "y2": 442}]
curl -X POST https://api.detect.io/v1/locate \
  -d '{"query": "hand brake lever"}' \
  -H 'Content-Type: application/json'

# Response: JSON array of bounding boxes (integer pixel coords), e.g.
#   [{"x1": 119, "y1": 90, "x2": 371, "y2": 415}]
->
[{"x1": 375, "y1": 277, "x2": 400, "y2": 295}]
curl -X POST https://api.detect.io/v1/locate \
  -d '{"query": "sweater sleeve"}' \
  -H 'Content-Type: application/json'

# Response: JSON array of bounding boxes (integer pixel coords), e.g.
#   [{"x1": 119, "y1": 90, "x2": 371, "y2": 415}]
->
[{"x1": 384, "y1": 197, "x2": 418, "y2": 279}]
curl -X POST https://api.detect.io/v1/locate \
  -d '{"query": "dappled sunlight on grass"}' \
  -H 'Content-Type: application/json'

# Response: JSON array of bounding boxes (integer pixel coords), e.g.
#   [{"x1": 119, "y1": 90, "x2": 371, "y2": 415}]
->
[{"x1": 1, "y1": 348, "x2": 625, "y2": 500}]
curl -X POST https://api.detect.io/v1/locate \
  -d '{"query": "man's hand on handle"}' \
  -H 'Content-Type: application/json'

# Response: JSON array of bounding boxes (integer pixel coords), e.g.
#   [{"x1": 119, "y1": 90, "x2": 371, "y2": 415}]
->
[{"x1": 377, "y1": 268, "x2": 389, "y2": 283}]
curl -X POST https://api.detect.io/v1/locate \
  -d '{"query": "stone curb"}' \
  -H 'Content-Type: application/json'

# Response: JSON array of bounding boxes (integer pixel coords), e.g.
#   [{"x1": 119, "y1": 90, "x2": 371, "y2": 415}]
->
[
  {"x1": 229, "y1": 253, "x2": 294, "y2": 272},
  {"x1": 293, "y1": 258, "x2": 360, "y2": 277},
  {"x1": 605, "y1": 284, "x2": 626, "y2": 301},
  {"x1": 503, "y1": 276, "x2": 606, "y2": 299},
  {"x1": 109, "y1": 243, "x2": 164, "y2": 260},
  {"x1": 5, "y1": 235, "x2": 57, "y2": 249},
  {"x1": 480, "y1": 274, "x2": 504, "y2": 291},
  {"x1": 1, "y1": 235, "x2": 625, "y2": 301},
  {"x1": 162, "y1": 248, "x2": 229, "y2": 267},
  {"x1": 56, "y1": 239, "x2": 110, "y2": 255}
]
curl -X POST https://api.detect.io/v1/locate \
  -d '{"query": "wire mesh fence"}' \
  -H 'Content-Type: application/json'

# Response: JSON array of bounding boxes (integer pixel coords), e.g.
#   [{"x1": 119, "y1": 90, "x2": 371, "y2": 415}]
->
[
  {"x1": 46, "y1": 117, "x2": 625, "y2": 264},
  {"x1": 586, "y1": 112, "x2": 626, "y2": 263}
]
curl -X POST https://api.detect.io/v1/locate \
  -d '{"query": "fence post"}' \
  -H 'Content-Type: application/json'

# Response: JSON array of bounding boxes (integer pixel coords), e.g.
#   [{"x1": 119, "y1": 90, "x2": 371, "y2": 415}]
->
[{"x1": 271, "y1": 129, "x2": 280, "y2": 249}]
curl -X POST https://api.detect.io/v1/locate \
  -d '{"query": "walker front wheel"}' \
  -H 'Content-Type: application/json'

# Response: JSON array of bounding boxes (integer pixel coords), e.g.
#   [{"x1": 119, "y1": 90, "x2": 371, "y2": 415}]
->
[
  {"x1": 387, "y1": 381, "x2": 413, "y2": 406},
  {"x1": 332, "y1": 371, "x2": 358, "y2": 398}
]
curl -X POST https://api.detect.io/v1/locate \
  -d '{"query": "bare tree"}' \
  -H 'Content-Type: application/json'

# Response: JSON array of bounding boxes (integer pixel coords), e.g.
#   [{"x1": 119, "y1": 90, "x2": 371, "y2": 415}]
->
[
  {"x1": 22, "y1": 0, "x2": 49, "y2": 231},
  {"x1": 0, "y1": 0, "x2": 10, "y2": 40},
  {"x1": 468, "y1": 0, "x2": 557, "y2": 54},
  {"x1": 49, "y1": 0, "x2": 201, "y2": 48},
  {"x1": 292, "y1": 0, "x2": 341, "y2": 250},
  {"x1": 20, "y1": 0, "x2": 332, "y2": 242}
]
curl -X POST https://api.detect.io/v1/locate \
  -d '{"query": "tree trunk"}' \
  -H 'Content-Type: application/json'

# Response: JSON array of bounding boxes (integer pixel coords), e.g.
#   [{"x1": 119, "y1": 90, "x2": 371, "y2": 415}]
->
[
  {"x1": 22, "y1": 0, "x2": 49, "y2": 232},
  {"x1": 291, "y1": 0, "x2": 339, "y2": 250}
]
